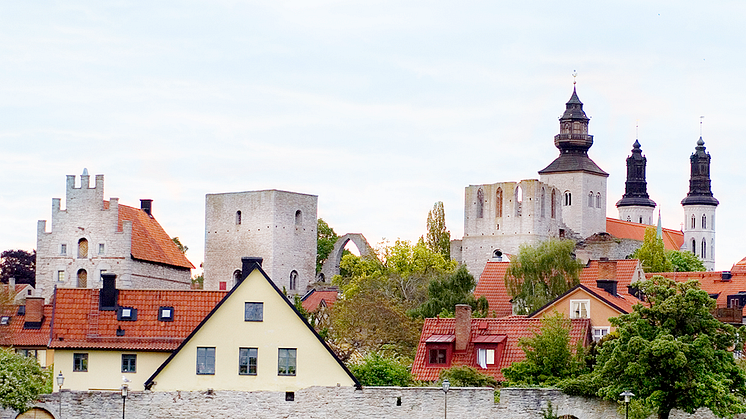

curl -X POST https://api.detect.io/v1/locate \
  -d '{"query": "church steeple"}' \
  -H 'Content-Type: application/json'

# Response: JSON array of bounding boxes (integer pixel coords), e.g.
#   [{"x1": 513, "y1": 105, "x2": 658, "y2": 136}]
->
[
  {"x1": 616, "y1": 140, "x2": 656, "y2": 208},
  {"x1": 681, "y1": 137, "x2": 719, "y2": 206}
]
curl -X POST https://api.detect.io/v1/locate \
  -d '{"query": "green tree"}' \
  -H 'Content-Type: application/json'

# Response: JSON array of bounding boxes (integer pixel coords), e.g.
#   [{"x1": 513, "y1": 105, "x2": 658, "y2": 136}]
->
[
  {"x1": 425, "y1": 201, "x2": 451, "y2": 260},
  {"x1": 409, "y1": 265, "x2": 488, "y2": 318},
  {"x1": 0, "y1": 348, "x2": 47, "y2": 413},
  {"x1": 0, "y1": 249, "x2": 36, "y2": 286},
  {"x1": 505, "y1": 239, "x2": 583, "y2": 315},
  {"x1": 438, "y1": 365, "x2": 498, "y2": 388},
  {"x1": 349, "y1": 352, "x2": 412, "y2": 386},
  {"x1": 316, "y1": 219, "x2": 339, "y2": 273},
  {"x1": 666, "y1": 250, "x2": 705, "y2": 272},
  {"x1": 502, "y1": 313, "x2": 586, "y2": 385},
  {"x1": 567, "y1": 276, "x2": 746, "y2": 419},
  {"x1": 171, "y1": 237, "x2": 188, "y2": 254},
  {"x1": 631, "y1": 228, "x2": 673, "y2": 273}
]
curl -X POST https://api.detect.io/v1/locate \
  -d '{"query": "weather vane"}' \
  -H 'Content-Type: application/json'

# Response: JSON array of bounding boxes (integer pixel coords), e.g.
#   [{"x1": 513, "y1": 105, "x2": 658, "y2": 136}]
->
[
  {"x1": 636, "y1": 120, "x2": 639, "y2": 139},
  {"x1": 572, "y1": 70, "x2": 577, "y2": 85},
  {"x1": 700, "y1": 115, "x2": 704, "y2": 137}
]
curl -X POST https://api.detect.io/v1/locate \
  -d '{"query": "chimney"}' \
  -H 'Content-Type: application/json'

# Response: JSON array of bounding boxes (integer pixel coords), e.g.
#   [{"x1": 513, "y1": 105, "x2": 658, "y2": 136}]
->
[
  {"x1": 140, "y1": 199, "x2": 153, "y2": 216},
  {"x1": 722, "y1": 271, "x2": 732, "y2": 281},
  {"x1": 23, "y1": 296, "x2": 44, "y2": 329},
  {"x1": 9, "y1": 277, "x2": 15, "y2": 291},
  {"x1": 455, "y1": 304, "x2": 472, "y2": 352},
  {"x1": 240, "y1": 257, "x2": 264, "y2": 283},
  {"x1": 598, "y1": 259, "x2": 617, "y2": 280},
  {"x1": 99, "y1": 273, "x2": 118, "y2": 311}
]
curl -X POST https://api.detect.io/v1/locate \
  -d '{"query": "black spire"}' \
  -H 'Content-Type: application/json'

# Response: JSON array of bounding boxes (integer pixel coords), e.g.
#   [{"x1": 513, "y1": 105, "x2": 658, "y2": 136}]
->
[
  {"x1": 539, "y1": 87, "x2": 608, "y2": 176},
  {"x1": 616, "y1": 140, "x2": 656, "y2": 208},
  {"x1": 681, "y1": 137, "x2": 719, "y2": 206}
]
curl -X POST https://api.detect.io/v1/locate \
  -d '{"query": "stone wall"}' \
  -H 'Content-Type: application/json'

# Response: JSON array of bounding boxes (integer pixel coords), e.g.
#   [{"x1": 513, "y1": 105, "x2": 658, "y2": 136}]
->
[{"x1": 7, "y1": 387, "x2": 743, "y2": 419}]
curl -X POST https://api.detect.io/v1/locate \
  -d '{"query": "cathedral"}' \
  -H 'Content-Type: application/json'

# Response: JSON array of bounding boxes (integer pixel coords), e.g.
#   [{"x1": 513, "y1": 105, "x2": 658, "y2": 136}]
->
[{"x1": 453, "y1": 86, "x2": 718, "y2": 277}]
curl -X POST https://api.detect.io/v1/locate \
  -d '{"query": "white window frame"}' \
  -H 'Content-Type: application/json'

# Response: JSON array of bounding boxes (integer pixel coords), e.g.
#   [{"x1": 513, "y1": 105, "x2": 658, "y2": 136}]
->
[
  {"x1": 592, "y1": 326, "x2": 610, "y2": 342},
  {"x1": 570, "y1": 299, "x2": 590, "y2": 319},
  {"x1": 476, "y1": 348, "x2": 496, "y2": 369}
]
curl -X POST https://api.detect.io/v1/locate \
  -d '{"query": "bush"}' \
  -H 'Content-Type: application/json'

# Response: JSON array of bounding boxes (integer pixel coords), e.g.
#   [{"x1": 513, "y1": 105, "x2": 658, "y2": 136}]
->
[
  {"x1": 0, "y1": 348, "x2": 47, "y2": 412},
  {"x1": 438, "y1": 365, "x2": 498, "y2": 388},
  {"x1": 349, "y1": 352, "x2": 411, "y2": 386}
]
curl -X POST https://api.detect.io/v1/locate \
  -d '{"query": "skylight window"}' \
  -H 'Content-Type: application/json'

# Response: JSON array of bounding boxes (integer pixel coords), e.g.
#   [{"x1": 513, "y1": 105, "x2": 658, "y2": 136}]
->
[
  {"x1": 158, "y1": 306, "x2": 174, "y2": 322},
  {"x1": 117, "y1": 307, "x2": 137, "y2": 321},
  {"x1": 0, "y1": 316, "x2": 9, "y2": 326}
]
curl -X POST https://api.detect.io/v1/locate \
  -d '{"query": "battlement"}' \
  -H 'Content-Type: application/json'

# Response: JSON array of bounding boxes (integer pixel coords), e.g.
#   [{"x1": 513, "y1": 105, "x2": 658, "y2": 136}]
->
[{"x1": 64, "y1": 170, "x2": 105, "y2": 212}]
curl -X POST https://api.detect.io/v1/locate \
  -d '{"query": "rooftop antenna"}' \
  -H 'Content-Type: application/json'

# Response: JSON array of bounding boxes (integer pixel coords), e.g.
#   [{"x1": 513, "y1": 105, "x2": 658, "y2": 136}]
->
[{"x1": 700, "y1": 115, "x2": 704, "y2": 137}]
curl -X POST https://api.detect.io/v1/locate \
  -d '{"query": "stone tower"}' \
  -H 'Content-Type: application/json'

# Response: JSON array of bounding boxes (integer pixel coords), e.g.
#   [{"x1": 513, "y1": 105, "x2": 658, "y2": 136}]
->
[
  {"x1": 681, "y1": 137, "x2": 718, "y2": 271},
  {"x1": 616, "y1": 140, "x2": 656, "y2": 224},
  {"x1": 203, "y1": 190, "x2": 317, "y2": 294},
  {"x1": 539, "y1": 87, "x2": 608, "y2": 238}
]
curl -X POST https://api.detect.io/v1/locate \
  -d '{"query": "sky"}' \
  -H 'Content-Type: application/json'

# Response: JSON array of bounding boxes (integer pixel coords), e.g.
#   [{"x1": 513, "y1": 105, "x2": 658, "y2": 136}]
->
[{"x1": 2, "y1": 1, "x2": 745, "y2": 272}]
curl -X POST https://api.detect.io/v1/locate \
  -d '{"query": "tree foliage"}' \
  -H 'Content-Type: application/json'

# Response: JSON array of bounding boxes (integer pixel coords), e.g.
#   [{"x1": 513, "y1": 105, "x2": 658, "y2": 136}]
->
[
  {"x1": 409, "y1": 265, "x2": 488, "y2": 318},
  {"x1": 349, "y1": 352, "x2": 412, "y2": 386},
  {"x1": 0, "y1": 348, "x2": 47, "y2": 413},
  {"x1": 171, "y1": 237, "x2": 188, "y2": 254},
  {"x1": 502, "y1": 313, "x2": 587, "y2": 385},
  {"x1": 0, "y1": 249, "x2": 36, "y2": 286},
  {"x1": 666, "y1": 250, "x2": 705, "y2": 272},
  {"x1": 505, "y1": 239, "x2": 582, "y2": 315},
  {"x1": 425, "y1": 201, "x2": 451, "y2": 260},
  {"x1": 564, "y1": 276, "x2": 746, "y2": 419},
  {"x1": 631, "y1": 228, "x2": 673, "y2": 273},
  {"x1": 438, "y1": 365, "x2": 498, "y2": 388},
  {"x1": 317, "y1": 219, "x2": 339, "y2": 273}
]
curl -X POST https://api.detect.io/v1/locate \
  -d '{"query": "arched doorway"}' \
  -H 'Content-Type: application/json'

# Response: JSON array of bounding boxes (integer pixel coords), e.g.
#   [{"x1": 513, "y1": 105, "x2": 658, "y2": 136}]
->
[
  {"x1": 77, "y1": 269, "x2": 87, "y2": 288},
  {"x1": 16, "y1": 407, "x2": 54, "y2": 419}
]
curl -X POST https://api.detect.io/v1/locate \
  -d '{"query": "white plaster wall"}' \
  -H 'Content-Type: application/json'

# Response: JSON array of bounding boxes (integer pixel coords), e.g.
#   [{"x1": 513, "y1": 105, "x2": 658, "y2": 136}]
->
[{"x1": 683, "y1": 204, "x2": 717, "y2": 271}]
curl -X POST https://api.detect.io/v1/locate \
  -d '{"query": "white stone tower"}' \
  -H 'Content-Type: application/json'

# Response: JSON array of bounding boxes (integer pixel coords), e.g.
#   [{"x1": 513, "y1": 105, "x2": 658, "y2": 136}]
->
[
  {"x1": 538, "y1": 86, "x2": 608, "y2": 239},
  {"x1": 616, "y1": 140, "x2": 656, "y2": 224},
  {"x1": 203, "y1": 190, "x2": 317, "y2": 294},
  {"x1": 681, "y1": 137, "x2": 718, "y2": 271}
]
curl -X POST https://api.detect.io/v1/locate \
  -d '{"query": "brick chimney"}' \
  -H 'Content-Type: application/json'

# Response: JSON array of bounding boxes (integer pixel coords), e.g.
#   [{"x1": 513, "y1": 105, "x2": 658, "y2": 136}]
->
[
  {"x1": 240, "y1": 257, "x2": 264, "y2": 284},
  {"x1": 99, "y1": 273, "x2": 118, "y2": 311},
  {"x1": 140, "y1": 199, "x2": 153, "y2": 216},
  {"x1": 23, "y1": 296, "x2": 44, "y2": 329},
  {"x1": 597, "y1": 259, "x2": 618, "y2": 296},
  {"x1": 455, "y1": 304, "x2": 472, "y2": 352}
]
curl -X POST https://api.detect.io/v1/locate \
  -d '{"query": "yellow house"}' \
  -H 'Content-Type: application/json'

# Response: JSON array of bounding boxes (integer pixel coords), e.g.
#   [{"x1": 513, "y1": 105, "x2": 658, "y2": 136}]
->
[
  {"x1": 145, "y1": 257, "x2": 359, "y2": 392},
  {"x1": 50, "y1": 274, "x2": 227, "y2": 391}
]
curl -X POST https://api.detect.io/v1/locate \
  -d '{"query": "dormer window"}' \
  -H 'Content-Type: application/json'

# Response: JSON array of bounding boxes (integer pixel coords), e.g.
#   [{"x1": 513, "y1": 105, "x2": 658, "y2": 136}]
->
[
  {"x1": 570, "y1": 300, "x2": 589, "y2": 319},
  {"x1": 0, "y1": 316, "x2": 9, "y2": 326},
  {"x1": 159, "y1": 306, "x2": 174, "y2": 322},
  {"x1": 425, "y1": 334, "x2": 454, "y2": 366},
  {"x1": 476, "y1": 348, "x2": 495, "y2": 369},
  {"x1": 117, "y1": 307, "x2": 137, "y2": 321}
]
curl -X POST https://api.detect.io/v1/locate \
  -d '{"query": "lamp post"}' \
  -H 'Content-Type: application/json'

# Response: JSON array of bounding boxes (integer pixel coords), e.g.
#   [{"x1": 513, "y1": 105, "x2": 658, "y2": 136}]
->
[
  {"x1": 441, "y1": 379, "x2": 450, "y2": 419},
  {"x1": 121, "y1": 381, "x2": 129, "y2": 419},
  {"x1": 56, "y1": 371, "x2": 64, "y2": 419},
  {"x1": 620, "y1": 390, "x2": 634, "y2": 419}
]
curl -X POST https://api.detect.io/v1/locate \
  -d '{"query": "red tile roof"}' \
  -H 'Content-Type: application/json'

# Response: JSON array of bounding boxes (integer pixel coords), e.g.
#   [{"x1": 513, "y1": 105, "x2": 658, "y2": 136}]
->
[
  {"x1": 731, "y1": 257, "x2": 746, "y2": 274},
  {"x1": 606, "y1": 218, "x2": 684, "y2": 251},
  {"x1": 0, "y1": 305, "x2": 53, "y2": 347},
  {"x1": 106, "y1": 202, "x2": 194, "y2": 269},
  {"x1": 646, "y1": 271, "x2": 746, "y2": 309},
  {"x1": 49, "y1": 288, "x2": 226, "y2": 351},
  {"x1": 474, "y1": 262, "x2": 512, "y2": 317},
  {"x1": 411, "y1": 316, "x2": 591, "y2": 381},
  {"x1": 301, "y1": 290, "x2": 338, "y2": 313}
]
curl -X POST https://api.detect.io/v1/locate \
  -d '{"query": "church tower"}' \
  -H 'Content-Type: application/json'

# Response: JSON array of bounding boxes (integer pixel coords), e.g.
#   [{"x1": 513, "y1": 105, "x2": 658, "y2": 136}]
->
[
  {"x1": 539, "y1": 87, "x2": 608, "y2": 238},
  {"x1": 616, "y1": 140, "x2": 656, "y2": 224},
  {"x1": 681, "y1": 137, "x2": 718, "y2": 271}
]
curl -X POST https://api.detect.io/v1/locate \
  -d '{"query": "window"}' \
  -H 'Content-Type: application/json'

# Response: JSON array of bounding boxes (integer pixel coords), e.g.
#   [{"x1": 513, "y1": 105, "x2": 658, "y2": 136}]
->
[
  {"x1": 540, "y1": 188, "x2": 545, "y2": 218},
  {"x1": 495, "y1": 188, "x2": 503, "y2": 218},
  {"x1": 285, "y1": 392, "x2": 295, "y2": 401},
  {"x1": 57, "y1": 270, "x2": 65, "y2": 283},
  {"x1": 691, "y1": 215, "x2": 696, "y2": 229},
  {"x1": 588, "y1": 191, "x2": 594, "y2": 207},
  {"x1": 122, "y1": 354, "x2": 137, "y2": 373},
  {"x1": 78, "y1": 238, "x2": 88, "y2": 258},
  {"x1": 570, "y1": 300, "x2": 589, "y2": 319},
  {"x1": 627, "y1": 216, "x2": 631, "y2": 222},
  {"x1": 236, "y1": 210, "x2": 242, "y2": 225},
  {"x1": 289, "y1": 270, "x2": 298, "y2": 291},
  {"x1": 239, "y1": 347, "x2": 258, "y2": 375},
  {"x1": 429, "y1": 348, "x2": 447, "y2": 364},
  {"x1": 196, "y1": 347, "x2": 216, "y2": 375},
  {"x1": 16, "y1": 349, "x2": 38, "y2": 358},
  {"x1": 702, "y1": 239, "x2": 707, "y2": 259},
  {"x1": 596, "y1": 193, "x2": 601, "y2": 208},
  {"x1": 692, "y1": 239, "x2": 696, "y2": 254},
  {"x1": 219, "y1": 281, "x2": 227, "y2": 291},
  {"x1": 551, "y1": 190, "x2": 556, "y2": 218},
  {"x1": 638, "y1": 216, "x2": 643, "y2": 224},
  {"x1": 564, "y1": 191, "x2": 572, "y2": 206},
  {"x1": 476, "y1": 188, "x2": 484, "y2": 218},
  {"x1": 98, "y1": 243, "x2": 105, "y2": 255},
  {"x1": 278, "y1": 348, "x2": 297, "y2": 376},
  {"x1": 702, "y1": 214, "x2": 707, "y2": 229},
  {"x1": 60, "y1": 244, "x2": 67, "y2": 255},
  {"x1": 295, "y1": 210, "x2": 302, "y2": 227},
  {"x1": 245, "y1": 302, "x2": 263, "y2": 322},
  {"x1": 233, "y1": 270, "x2": 242, "y2": 284},
  {"x1": 117, "y1": 307, "x2": 137, "y2": 321},
  {"x1": 476, "y1": 348, "x2": 495, "y2": 369},
  {"x1": 158, "y1": 306, "x2": 174, "y2": 322},
  {"x1": 0, "y1": 316, "x2": 9, "y2": 326},
  {"x1": 592, "y1": 327, "x2": 610, "y2": 342},
  {"x1": 515, "y1": 186, "x2": 522, "y2": 217},
  {"x1": 73, "y1": 353, "x2": 88, "y2": 372},
  {"x1": 77, "y1": 269, "x2": 87, "y2": 288}
]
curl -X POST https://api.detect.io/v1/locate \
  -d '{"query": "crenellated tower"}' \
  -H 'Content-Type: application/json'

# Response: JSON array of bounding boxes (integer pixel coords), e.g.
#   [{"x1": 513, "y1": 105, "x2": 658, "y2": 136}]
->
[
  {"x1": 616, "y1": 140, "x2": 656, "y2": 224},
  {"x1": 681, "y1": 137, "x2": 718, "y2": 270}
]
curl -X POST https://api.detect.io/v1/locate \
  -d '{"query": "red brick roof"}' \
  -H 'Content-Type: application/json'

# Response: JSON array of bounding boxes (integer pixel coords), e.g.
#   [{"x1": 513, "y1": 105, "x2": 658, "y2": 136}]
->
[
  {"x1": 107, "y1": 202, "x2": 194, "y2": 269},
  {"x1": 49, "y1": 288, "x2": 226, "y2": 351},
  {"x1": 474, "y1": 262, "x2": 512, "y2": 317},
  {"x1": 731, "y1": 257, "x2": 746, "y2": 274},
  {"x1": 411, "y1": 316, "x2": 591, "y2": 381},
  {"x1": 0, "y1": 305, "x2": 53, "y2": 347},
  {"x1": 645, "y1": 271, "x2": 746, "y2": 309},
  {"x1": 301, "y1": 290, "x2": 338, "y2": 313},
  {"x1": 606, "y1": 218, "x2": 684, "y2": 251}
]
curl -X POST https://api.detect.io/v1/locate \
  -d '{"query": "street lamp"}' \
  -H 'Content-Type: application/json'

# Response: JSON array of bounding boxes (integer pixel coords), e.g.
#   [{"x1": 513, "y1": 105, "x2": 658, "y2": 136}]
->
[
  {"x1": 121, "y1": 380, "x2": 129, "y2": 419},
  {"x1": 441, "y1": 379, "x2": 450, "y2": 419},
  {"x1": 620, "y1": 390, "x2": 634, "y2": 419},
  {"x1": 56, "y1": 371, "x2": 64, "y2": 419}
]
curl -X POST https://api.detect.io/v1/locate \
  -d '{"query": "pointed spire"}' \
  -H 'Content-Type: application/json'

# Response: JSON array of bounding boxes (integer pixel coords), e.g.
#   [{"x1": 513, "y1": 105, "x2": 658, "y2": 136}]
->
[
  {"x1": 681, "y1": 137, "x2": 719, "y2": 206},
  {"x1": 656, "y1": 210, "x2": 662, "y2": 239}
]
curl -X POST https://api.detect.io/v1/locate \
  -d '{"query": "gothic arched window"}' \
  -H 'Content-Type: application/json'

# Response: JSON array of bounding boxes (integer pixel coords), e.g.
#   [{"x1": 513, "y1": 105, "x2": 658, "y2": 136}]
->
[
  {"x1": 702, "y1": 214, "x2": 707, "y2": 229},
  {"x1": 564, "y1": 191, "x2": 572, "y2": 206},
  {"x1": 702, "y1": 239, "x2": 707, "y2": 259},
  {"x1": 515, "y1": 186, "x2": 523, "y2": 217},
  {"x1": 540, "y1": 188, "x2": 546, "y2": 218},
  {"x1": 289, "y1": 270, "x2": 298, "y2": 291},
  {"x1": 551, "y1": 190, "x2": 556, "y2": 218},
  {"x1": 77, "y1": 269, "x2": 87, "y2": 288},
  {"x1": 236, "y1": 211, "x2": 242, "y2": 225},
  {"x1": 476, "y1": 188, "x2": 484, "y2": 218},
  {"x1": 295, "y1": 210, "x2": 302, "y2": 227},
  {"x1": 495, "y1": 188, "x2": 503, "y2": 218},
  {"x1": 588, "y1": 191, "x2": 594, "y2": 208},
  {"x1": 596, "y1": 193, "x2": 601, "y2": 208},
  {"x1": 691, "y1": 215, "x2": 696, "y2": 229},
  {"x1": 692, "y1": 239, "x2": 696, "y2": 255},
  {"x1": 78, "y1": 238, "x2": 88, "y2": 259}
]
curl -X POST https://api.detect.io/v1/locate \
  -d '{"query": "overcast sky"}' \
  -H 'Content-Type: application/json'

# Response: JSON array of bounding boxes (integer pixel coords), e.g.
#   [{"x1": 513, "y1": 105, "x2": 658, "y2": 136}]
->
[{"x1": 2, "y1": 1, "x2": 745, "y2": 272}]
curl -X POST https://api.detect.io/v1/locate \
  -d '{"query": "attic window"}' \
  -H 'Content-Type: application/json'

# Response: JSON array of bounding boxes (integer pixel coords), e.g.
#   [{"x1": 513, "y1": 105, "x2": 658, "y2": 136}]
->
[
  {"x1": 0, "y1": 316, "x2": 9, "y2": 326},
  {"x1": 245, "y1": 302, "x2": 263, "y2": 322},
  {"x1": 159, "y1": 306, "x2": 174, "y2": 322},
  {"x1": 117, "y1": 307, "x2": 138, "y2": 321},
  {"x1": 17, "y1": 306, "x2": 25, "y2": 316}
]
